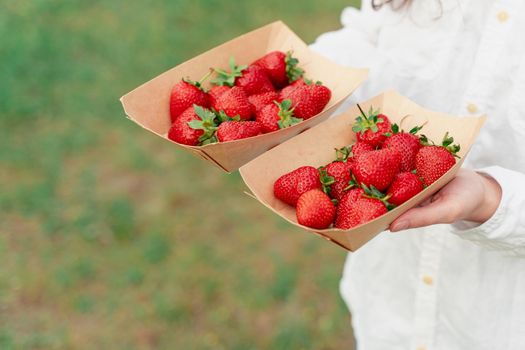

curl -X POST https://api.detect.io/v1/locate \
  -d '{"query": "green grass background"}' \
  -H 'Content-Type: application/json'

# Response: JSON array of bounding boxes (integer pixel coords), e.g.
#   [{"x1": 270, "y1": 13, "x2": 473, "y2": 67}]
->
[{"x1": 1, "y1": 1, "x2": 360, "y2": 349}]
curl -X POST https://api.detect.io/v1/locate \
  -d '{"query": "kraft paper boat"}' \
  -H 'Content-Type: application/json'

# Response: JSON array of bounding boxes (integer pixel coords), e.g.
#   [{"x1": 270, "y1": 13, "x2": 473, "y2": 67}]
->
[
  {"x1": 239, "y1": 90, "x2": 486, "y2": 251},
  {"x1": 120, "y1": 21, "x2": 368, "y2": 172}
]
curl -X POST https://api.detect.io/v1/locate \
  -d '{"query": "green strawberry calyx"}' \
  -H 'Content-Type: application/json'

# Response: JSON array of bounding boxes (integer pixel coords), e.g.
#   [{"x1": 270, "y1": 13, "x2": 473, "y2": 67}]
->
[
  {"x1": 343, "y1": 173, "x2": 358, "y2": 191},
  {"x1": 187, "y1": 105, "x2": 218, "y2": 144},
  {"x1": 276, "y1": 99, "x2": 303, "y2": 129},
  {"x1": 319, "y1": 167, "x2": 335, "y2": 195},
  {"x1": 214, "y1": 109, "x2": 241, "y2": 123},
  {"x1": 384, "y1": 123, "x2": 424, "y2": 137},
  {"x1": 303, "y1": 77, "x2": 323, "y2": 86},
  {"x1": 441, "y1": 132, "x2": 461, "y2": 158},
  {"x1": 182, "y1": 69, "x2": 213, "y2": 92},
  {"x1": 419, "y1": 132, "x2": 461, "y2": 158},
  {"x1": 334, "y1": 142, "x2": 363, "y2": 162},
  {"x1": 352, "y1": 104, "x2": 383, "y2": 134},
  {"x1": 285, "y1": 51, "x2": 305, "y2": 83},
  {"x1": 335, "y1": 146, "x2": 351, "y2": 162},
  {"x1": 361, "y1": 184, "x2": 394, "y2": 210},
  {"x1": 211, "y1": 57, "x2": 247, "y2": 87}
]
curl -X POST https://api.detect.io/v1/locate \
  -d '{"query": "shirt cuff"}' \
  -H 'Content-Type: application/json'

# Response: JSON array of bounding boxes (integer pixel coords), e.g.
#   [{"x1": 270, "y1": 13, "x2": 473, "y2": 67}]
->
[{"x1": 450, "y1": 166, "x2": 519, "y2": 252}]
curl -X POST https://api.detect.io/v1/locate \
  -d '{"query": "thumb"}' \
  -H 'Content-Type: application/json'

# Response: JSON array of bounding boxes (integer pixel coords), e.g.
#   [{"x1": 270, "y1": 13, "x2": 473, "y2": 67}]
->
[{"x1": 389, "y1": 194, "x2": 459, "y2": 232}]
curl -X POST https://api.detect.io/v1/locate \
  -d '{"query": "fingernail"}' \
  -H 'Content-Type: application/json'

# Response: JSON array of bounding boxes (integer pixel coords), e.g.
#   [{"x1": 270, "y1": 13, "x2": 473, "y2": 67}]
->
[{"x1": 392, "y1": 220, "x2": 409, "y2": 232}]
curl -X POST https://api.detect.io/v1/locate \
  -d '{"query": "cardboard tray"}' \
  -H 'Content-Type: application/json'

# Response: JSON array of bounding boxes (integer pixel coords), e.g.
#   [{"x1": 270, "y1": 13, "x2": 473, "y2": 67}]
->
[
  {"x1": 239, "y1": 90, "x2": 487, "y2": 251},
  {"x1": 120, "y1": 21, "x2": 368, "y2": 173}
]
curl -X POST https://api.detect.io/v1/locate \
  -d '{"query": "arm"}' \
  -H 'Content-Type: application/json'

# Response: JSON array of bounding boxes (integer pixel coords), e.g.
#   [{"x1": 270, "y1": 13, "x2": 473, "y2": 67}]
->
[{"x1": 390, "y1": 167, "x2": 525, "y2": 256}]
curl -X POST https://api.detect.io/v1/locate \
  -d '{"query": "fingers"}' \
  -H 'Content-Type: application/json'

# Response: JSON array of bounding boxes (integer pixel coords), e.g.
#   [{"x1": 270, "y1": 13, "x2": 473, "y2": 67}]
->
[{"x1": 389, "y1": 194, "x2": 460, "y2": 232}]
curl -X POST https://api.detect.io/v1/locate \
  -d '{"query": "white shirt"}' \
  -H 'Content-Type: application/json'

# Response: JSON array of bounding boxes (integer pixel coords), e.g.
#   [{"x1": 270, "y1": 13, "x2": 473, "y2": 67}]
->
[{"x1": 310, "y1": 1, "x2": 525, "y2": 349}]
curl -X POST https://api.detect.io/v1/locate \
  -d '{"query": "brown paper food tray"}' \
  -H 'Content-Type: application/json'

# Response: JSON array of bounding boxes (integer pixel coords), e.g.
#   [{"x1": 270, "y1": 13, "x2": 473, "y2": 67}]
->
[
  {"x1": 239, "y1": 90, "x2": 487, "y2": 251},
  {"x1": 120, "y1": 21, "x2": 368, "y2": 173}
]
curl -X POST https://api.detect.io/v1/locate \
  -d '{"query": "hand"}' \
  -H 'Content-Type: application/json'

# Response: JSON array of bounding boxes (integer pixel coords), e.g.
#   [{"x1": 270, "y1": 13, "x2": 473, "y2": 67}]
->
[{"x1": 389, "y1": 169, "x2": 502, "y2": 232}]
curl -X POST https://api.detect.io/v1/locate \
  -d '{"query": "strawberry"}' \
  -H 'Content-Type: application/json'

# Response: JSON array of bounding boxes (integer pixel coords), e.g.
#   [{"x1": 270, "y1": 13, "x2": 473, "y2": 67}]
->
[
  {"x1": 279, "y1": 79, "x2": 331, "y2": 120},
  {"x1": 382, "y1": 124, "x2": 423, "y2": 172},
  {"x1": 274, "y1": 166, "x2": 322, "y2": 206},
  {"x1": 320, "y1": 161, "x2": 353, "y2": 201},
  {"x1": 386, "y1": 172, "x2": 424, "y2": 206},
  {"x1": 216, "y1": 121, "x2": 262, "y2": 142},
  {"x1": 296, "y1": 189, "x2": 336, "y2": 229},
  {"x1": 335, "y1": 188, "x2": 387, "y2": 229},
  {"x1": 252, "y1": 51, "x2": 304, "y2": 88},
  {"x1": 352, "y1": 148, "x2": 402, "y2": 191},
  {"x1": 212, "y1": 58, "x2": 273, "y2": 95},
  {"x1": 279, "y1": 78, "x2": 307, "y2": 97},
  {"x1": 208, "y1": 85, "x2": 230, "y2": 109},
  {"x1": 342, "y1": 187, "x2": 366, "y2": 203},
  {"x1": 169, "y1": 78, "x2": 210, "y2": 123},
  {"x1": 351, "y1": 141, "x2": 375, "y2": 158},
  {"x1": 248, "y1": 91, "x2": 279, "y2": 113},
  {"x1": 352, "y1": 105, "x2": 392, "y2": 147},
  {"x1": 256, "y1": 99, "x2": 302, "y2": 133},
  {"x1": 235, "y1": 65, "x2": 275, "y2": 95},
  {"x1": 335, "y1": 142, "x2": 375, "y2": 163},
  {"x1": 167, "y1": 105, "x2": 217, "y2": 146},
  {"x1": 415, "y1": 132, "x2": 460, "y2": 186},
  {"x1": 213, "y1": 86, "x2": 254, "y2": 121}
]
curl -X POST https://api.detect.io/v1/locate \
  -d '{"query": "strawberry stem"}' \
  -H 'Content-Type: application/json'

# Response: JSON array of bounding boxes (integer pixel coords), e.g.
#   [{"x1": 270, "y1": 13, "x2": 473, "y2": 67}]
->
[
  {"x1": 357, "y1": 104, "x2": 368, "y2": 120},
  {"x1": 198, "y1": 68, "x2": 214, "y2": 85}
]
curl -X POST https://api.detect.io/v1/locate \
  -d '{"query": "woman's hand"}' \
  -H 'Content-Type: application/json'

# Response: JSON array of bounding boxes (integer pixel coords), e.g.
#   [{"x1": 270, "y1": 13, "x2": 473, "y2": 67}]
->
[{"x1": 389, "y1": 169, "x2": 502, "y2": 232}]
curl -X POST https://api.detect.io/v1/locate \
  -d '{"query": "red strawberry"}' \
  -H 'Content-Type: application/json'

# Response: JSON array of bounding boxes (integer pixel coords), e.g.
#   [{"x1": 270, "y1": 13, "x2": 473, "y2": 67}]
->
[
  {"x1": 351, "y1": 141, "x2": 375, "y2": 158},
  {"x1": 274, "y1": 166, "x2": 322, "y2": 206},
  {"x1": 279, "y1": 78, "x2": 307, "y2": 97},
  {"x1": 213, "y1": 86, "x2": 253, "y2": 121},
  {"x1": 332, "y1": 142, "x2": 374, "y2": 176},
  {"x1": 212, "y1": 58, "x2": 273, "y2": 95},
  {"x1": 208, "y1": 85, "x2": 230, "y2": 109},
  {"x1": 296, "y1": 189, "x2": 336, "y2": 229},
  {"x1": 352, "y1": 105, "x2": 392, "y2": 147},
  {"x1": 216, "y1": 121, "x2": 262, "y2": 142},
  {"x1": 415, "y1": 133, "x2": 460, "y2": 186},
  {"x1": 169, "y1": 79, "x2": 209, "y2": 123},
  {"x1": 343, "y1": 187, "x2": 366, "y2": 203},
  {"x1": 248, "y1": 91, "x2": 279, "y2": 113},
  {"x1": 386, "y1": 172, "x2": 424, "y2": 206},
  {"x1": 335, "y1": 189, "x2": 386, "y2": 229},
  {"x1": 235, "y1": 65, "x2": 274, "y2": 95},
  {"x1": 382, "y1": 124, "x2": 423, "y2": 172},
  {"x1": 352, "y1": 148, "x2": 402, "y2": 191},
  {"x1": 320, "y1": 161, "x2": 353, "y2": 201},
  {"x1": 280, "y1": 79, "x2": 331, "y2": 120},
  {"x1": 336, "y1": 142, "x2": 374, "y2": 162},
  {"x1": 167, "y1": 105, "x2": 217, "y2": 146},
  {"x1": 256, "y1": 99, "x2": 302, "y2": 133},
  {"x1": 252, "y1": 51, "x2": 304, "y2": 88}
]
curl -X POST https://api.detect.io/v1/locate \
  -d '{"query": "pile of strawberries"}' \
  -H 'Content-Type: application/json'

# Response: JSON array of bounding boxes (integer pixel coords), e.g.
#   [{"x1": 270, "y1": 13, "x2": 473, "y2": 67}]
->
[
  {"x1": 167, "y1": 51, "x2": 332, "y2": 146},
  {"x1": 273, "y1": 105, "x2": 461, "y2": 230}
]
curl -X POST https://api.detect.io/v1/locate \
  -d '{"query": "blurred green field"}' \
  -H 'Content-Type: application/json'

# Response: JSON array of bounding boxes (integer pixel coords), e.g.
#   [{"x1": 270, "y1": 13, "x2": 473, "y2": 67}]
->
[{"x1": 1, "y1": 1, "x2": 360, "y2": 349}]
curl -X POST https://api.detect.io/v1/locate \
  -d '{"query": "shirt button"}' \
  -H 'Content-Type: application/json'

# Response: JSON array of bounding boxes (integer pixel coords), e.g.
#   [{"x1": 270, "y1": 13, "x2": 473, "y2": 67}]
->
[
  {"x1": 497, "y1": 11, "x2": 509, "y2": 22},
  {"x1": 422, "y1": 275, "x2": 434, "y2": 285},
  {"x1": 467, "y1": 103, "x2": 478, "y2": 114}
]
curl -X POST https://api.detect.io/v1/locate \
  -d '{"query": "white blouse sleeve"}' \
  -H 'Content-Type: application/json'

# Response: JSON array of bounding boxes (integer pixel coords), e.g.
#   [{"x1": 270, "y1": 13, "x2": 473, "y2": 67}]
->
[{"x1": 451, "y1": 166, "x2": 525, "y2": 257}]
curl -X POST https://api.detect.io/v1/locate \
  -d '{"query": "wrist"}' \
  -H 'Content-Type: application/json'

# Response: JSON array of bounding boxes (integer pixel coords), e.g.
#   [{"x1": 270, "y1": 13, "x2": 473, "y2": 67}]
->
[{"x1": 469, "y1": 173, "x2": 502, "y2": 223}]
